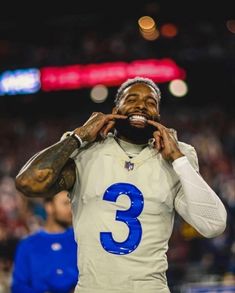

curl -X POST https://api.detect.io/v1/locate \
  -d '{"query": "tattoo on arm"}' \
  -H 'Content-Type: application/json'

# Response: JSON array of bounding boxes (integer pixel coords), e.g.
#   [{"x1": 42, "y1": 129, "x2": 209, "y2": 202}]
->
[
  {"x1": 16, "y1": 136, "x2": 78, "y2": 196},
  {"x1": 44, "y1": 159, "x2": 76, "y2": 198},
  {"x1": 58, "y1": 176, "x2": 66, "y2": 189}
]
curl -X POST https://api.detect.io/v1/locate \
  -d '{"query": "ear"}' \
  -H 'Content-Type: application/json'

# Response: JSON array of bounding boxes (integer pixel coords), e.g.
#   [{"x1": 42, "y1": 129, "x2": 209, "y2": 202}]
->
[{"x1": 45, "y1": 202, "x2": 53, "y2": 215}]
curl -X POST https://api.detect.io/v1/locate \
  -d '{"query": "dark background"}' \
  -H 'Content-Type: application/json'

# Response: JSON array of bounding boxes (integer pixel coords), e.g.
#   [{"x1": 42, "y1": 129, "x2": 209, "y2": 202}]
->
[{"x1": 0, "y1": 0, "x2": 234, "y2": 121}]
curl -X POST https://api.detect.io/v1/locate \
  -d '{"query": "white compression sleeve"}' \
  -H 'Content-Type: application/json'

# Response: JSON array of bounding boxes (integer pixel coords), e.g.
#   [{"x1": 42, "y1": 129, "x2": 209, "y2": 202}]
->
[{"x1": 173, "y1": 156, "x2": 227, "y2": 238}]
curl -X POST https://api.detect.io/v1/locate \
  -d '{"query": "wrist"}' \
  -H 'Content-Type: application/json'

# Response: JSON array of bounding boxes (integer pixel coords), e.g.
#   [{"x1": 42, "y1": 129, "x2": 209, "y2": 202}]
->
[
  {"x1": 71, "y1": 133, "x2": 83, "y2": 148},
  {"x1": 73, "y1": 128, "x2": 88, "y2": 142},
  {"x1": 171, "y1": 151, "x2": 184, "y2": 162},
  {"x1": 61, "y1": 131, "x2": 87, "y2": 148}
]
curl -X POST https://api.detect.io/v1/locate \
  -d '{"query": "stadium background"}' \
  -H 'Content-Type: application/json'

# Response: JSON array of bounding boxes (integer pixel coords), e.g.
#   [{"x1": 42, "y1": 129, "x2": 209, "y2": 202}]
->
[{"x1": 0, "y1": 1, "x2": 234, "y2": 292}]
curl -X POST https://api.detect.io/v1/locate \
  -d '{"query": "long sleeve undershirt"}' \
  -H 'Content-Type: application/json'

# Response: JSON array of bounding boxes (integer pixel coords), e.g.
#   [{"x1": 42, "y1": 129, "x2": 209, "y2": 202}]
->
[{"x1": 173, "y1": 156, "x2": 227, "y2": 238}]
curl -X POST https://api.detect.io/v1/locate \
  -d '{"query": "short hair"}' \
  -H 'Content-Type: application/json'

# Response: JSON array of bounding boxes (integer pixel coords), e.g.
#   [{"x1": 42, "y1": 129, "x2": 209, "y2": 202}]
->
[{"x1": 115, "y1": 77, "x2": 161, "y2": 106}]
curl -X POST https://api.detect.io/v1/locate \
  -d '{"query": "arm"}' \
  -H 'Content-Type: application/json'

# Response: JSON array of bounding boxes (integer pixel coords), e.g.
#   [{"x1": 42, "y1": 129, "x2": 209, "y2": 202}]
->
[
  {"x1": 15, "y1": 112, "x2": 127, "y2": 198},
  {"x1": 11, "y1": 241, "x2": 37, "y2": 293},
  {"x1": 173, "y1": 155, "x2": 227, "y2": 238},
  {"x1": 15, "y1": 136, "x2": 78, "y2": 198},
  {"x1": 147, "y1": 120, "x2": 227, "y2": 237}
]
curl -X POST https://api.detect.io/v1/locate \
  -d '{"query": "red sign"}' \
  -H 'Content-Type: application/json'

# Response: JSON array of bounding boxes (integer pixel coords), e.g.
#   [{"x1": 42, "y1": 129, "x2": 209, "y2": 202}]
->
[{"x1": 40, "y1": 59, "x2": 186, "y2": 91}]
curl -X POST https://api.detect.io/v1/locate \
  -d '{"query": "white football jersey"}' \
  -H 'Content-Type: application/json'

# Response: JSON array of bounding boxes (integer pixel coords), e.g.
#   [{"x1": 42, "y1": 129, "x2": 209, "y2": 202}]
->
[{"x1": 70, "y1": 136, "x2": 198, "y2": 293}]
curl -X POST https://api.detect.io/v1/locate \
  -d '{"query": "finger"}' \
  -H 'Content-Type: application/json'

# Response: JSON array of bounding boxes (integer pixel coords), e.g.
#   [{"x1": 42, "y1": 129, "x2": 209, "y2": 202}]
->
[
  {"x1": 153, "y1": 130, "x2": 161, "y2": 136},
  {"x1": 98, "y1": 114, "x2": 126, "y2": 135},
  {"x1": 83, "y1": 112, "x2": 102, "y2": 126},
  {"x1": 161, "y1": 128, "x2": 173, "y2": 150},
  {"x1": 106, "y1": 114, "x2": 127, "y2": 121},
  {"x1": 102, "y1": 121, "x2": 115, "y2": 137},
  {"x1": 168, "y1": 128, "x2": 178, "y2": 142},
  {"x1": 156, "y1": 137, "x2": 161, "y2": 151},
  {"x1": 160, "y1": 136, "x2": 165, "y2": 149},
  {"x1": 162, "y1": 127, "x2": 170, "y2": 139},
  {"x1": 153, "y1": 131, "x2": 162, "y2": 150},
  {"x1": 163, "y1": 128, "x2": 177, "y2": 143},
  {"x1": 149, "y1": 120, "x2": 176, "y2": 142},
  {"x1": 91, "y1": 112, "x2": 99, "y2": 116},
  {"x1": 147, "y1": 120, "x2": 166, "y2": 134}
]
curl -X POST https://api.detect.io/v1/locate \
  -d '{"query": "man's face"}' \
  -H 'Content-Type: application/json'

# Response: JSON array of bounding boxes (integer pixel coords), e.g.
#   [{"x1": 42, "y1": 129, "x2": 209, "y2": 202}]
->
[
  {"x1": 50, "y1": 191, "x2": 72, "y2": 228},
  {"x1": 113, "y1": 83, "x2": 160, "y2": 143}
]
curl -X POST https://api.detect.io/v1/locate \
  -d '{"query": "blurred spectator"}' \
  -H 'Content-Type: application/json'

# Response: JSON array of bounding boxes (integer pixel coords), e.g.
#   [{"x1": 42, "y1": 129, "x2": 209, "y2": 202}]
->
[{"x1": 11, "y1": 190, "x2": 78, "y2": 293}]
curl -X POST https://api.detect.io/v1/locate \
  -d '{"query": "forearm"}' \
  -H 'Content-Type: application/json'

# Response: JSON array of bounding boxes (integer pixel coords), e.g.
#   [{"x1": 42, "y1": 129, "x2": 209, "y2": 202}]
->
[
  {"x1": 174, "y1": 156, "x2": 227, "y2": 237},
  {"x1": 11, "y1": 283, "x2": 38, "y2": 293},
  {"x1": 15, "y1": 136, "x2": 78, "y2": 195}
]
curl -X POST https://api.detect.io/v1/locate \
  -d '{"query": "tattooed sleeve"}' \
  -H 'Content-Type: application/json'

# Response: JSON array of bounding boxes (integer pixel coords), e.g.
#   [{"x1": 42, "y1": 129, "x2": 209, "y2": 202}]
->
[{"x1": 15, "y1": 136, "x2": 78, "y2": 198}]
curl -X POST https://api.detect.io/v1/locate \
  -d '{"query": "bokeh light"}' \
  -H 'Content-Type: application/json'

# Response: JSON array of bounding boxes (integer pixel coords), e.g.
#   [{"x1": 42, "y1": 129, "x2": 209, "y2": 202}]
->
[
  {"x1": 90, "y1": 84, "x2": 108, "y2": 103},
  {"x1": 140, "y1": 28, "x2": 160, "y2": 41},
  {"x1": 160, "y1": 23, "x2": 178, "y2": 38},
  {"x1": 169, "y1": 79, "x2": 188, "y2": 97},
  {"x1": 138, "y1": 16, "x2": 156, "y2": 31},
  {"x1": 138, "y1": 16, "x2": 159, "y2": 41}
]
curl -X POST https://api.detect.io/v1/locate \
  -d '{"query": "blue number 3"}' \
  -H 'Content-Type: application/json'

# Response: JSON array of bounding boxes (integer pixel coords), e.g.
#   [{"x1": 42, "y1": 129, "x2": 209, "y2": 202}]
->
[{"x1": 100, "y1": 183, "x2": 144, "y2": 255}]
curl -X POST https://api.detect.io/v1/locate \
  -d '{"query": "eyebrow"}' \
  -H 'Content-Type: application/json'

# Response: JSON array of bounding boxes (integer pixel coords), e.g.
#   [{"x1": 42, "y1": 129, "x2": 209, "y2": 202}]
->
[
  {"x1": 125, "y1": 93, "x2": 158, "y2": 103},
  {"x1": 125, "y1": 93, "x2": 138, "y2": 98}
]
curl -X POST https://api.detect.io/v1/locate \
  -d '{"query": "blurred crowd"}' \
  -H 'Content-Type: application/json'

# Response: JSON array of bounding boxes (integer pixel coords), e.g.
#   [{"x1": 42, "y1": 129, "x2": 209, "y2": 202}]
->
[
  {"x1": 0, "y1": 105, "x2": 234, "y2": 292},
  {"x1": 0, "y1": 3, "x2": 234, "y2": 71},
  {"x1": 0, "y1": 2, "x2": 234, "y2": 292}
]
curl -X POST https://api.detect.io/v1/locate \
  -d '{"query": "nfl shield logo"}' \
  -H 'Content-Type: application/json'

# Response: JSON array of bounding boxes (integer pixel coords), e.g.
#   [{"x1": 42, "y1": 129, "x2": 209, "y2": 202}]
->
[{"x1": 124, "y1": 161, "x2": 134, "y2": 171}]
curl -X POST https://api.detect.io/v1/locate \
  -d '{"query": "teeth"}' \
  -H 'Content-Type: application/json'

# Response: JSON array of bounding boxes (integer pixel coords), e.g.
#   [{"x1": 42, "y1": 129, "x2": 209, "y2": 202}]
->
[{"x1": 129, "y1": 115, "x2": 147, "y2": 122}]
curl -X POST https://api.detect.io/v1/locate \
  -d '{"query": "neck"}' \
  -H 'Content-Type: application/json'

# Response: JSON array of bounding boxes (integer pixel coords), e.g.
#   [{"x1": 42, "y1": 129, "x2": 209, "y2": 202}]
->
[{"x1": 44, "y1": 219, "x2": 67, "y2": 233}]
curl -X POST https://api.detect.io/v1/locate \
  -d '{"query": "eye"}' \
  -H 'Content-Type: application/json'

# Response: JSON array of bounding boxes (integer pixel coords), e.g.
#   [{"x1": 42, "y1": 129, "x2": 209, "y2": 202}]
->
[
  {"x1": 147, "y1": 100, "x2": 157, "y2": 106},
  {"x1": 126, "y1": 97, "x2": 136, "y2": 103}
]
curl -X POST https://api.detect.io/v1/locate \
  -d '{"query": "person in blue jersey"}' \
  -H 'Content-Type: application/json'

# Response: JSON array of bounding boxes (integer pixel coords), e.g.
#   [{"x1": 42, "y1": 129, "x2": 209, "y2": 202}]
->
[
  {"x1": 15, "y1": 77, "x2": 227, "y2": 293},
  {"x1": 11, "y1": 190, "x2": 78, "y2": 293}
]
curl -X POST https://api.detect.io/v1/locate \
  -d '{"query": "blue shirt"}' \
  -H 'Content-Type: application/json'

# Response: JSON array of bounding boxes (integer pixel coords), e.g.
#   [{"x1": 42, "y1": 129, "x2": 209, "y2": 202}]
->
[{"x1": 11, "y1": 227, "x2": 78, "y2": 293}]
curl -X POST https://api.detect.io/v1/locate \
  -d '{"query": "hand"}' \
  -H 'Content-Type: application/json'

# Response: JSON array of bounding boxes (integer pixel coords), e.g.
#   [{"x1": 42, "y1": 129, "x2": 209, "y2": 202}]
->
[
  {"x1": 147, "y1": 120, "x2": 184, "y2": 162},
  {"x1": 73, "y1": 112, "x2": 127, "y2": 143}
]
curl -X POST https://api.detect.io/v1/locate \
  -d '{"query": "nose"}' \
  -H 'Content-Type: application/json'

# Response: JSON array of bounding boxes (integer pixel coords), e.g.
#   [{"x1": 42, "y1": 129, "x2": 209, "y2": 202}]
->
[{"x1": 136, "y1": 102, "x2": 147, "y2": 111}]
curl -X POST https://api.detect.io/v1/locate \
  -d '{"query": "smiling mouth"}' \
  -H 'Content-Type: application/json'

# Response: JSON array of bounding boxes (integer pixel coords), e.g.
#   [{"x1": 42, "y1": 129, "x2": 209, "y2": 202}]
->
[
  {"x1": 128, "y1": 113, "x2": 148, "y2": 124},
  {"x1": 129, "y1": 115, "x2": 147, "y2": 123}
]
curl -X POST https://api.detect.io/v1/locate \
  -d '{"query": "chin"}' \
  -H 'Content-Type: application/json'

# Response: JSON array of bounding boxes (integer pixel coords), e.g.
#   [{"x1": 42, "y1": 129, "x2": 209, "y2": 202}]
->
[{"x1": 115, "y1": 118, "x2": 155, "y2": 144}]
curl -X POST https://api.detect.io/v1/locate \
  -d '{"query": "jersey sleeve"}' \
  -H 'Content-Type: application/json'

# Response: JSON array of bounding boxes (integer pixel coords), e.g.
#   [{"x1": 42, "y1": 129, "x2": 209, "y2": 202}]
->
[{"x1": 173, "y1": 146, "x2": 227, "y2": 238}]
